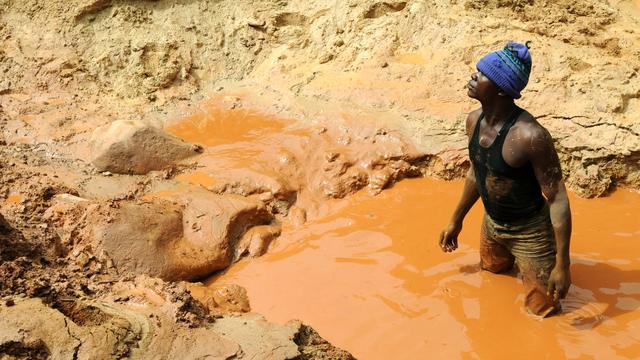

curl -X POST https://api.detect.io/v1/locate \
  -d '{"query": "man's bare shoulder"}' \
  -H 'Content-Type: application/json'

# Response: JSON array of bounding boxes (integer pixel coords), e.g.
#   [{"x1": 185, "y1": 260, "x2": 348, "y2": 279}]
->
[{"x1": 512, "y1": 110, "x2": 555, "y2": 152}]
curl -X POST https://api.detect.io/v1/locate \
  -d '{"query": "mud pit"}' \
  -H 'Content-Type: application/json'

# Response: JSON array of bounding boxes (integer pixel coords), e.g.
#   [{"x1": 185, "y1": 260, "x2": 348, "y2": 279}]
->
[
  {"x1": 168, "y1": 103, "x2": 639, "y2": 359},
  {"x1": 1, "y1": 0, "x2": 640, "y2": 358},
  {"x1": 214, "y1": 178, "x2": 640, "y2": 359}
]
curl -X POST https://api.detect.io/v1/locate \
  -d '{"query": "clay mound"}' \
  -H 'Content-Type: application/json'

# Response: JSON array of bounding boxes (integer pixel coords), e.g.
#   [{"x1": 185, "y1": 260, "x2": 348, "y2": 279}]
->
[
  {"x1": 207, "y1": 168, "x2": 295, "y2": 199},
  {"x1": 0, "y1": 297, "x2": 239, "y2": 359},
  {"x1": 184, "y1": 282, "x2": 251, "y2": 315},
  {"x1": 48, "y1": 193, "x2": 280, "y2": 280},
  {"x1": 90, "y1": 120, "x2": 202, "y2": 175},
  {"x1": 177, "y1": 193, "x2": 277, "y2": 277},
  {"x1": 0, "y1": 295, "x2": 354, "y2": 360},
  {"x1": 210, "y1": 315, "x2": 356, "y2": 360}
]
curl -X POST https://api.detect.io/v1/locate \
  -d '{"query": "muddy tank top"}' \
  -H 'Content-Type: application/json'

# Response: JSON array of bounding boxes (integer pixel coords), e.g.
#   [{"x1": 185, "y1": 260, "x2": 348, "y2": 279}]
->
[{"x1": 468, "y1": 107, "x2": 545, "y2": 223}]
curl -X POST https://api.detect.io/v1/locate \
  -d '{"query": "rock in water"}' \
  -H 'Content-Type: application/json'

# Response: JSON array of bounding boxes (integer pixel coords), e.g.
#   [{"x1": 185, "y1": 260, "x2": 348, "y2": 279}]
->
[
  {"x1": 90, "y1": 193, "x2": 274, "y2": 281},
  {"x1": 90, "y1": 120, "x2": 202, "y2": 175}
]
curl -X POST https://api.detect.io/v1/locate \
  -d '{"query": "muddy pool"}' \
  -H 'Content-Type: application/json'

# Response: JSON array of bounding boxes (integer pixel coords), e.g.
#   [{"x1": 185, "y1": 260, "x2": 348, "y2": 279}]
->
[{"x1": 168, "y1": 102, "x2": 640, "y2": 360}]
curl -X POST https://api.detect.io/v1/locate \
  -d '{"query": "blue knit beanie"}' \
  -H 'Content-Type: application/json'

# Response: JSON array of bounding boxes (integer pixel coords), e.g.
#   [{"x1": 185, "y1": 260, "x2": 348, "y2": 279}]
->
[{"x1": 476, "y1": 41, "x2": 532, "y2": 99}]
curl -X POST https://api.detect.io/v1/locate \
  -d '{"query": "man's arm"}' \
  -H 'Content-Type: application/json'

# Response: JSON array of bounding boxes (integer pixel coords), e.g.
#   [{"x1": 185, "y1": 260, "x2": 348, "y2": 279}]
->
[
  {"x1": 527, "y1": 125, "x2": 572, "y2": 301},
  {"x1": 439, "y1": 110, "x2": 482, "y2": 252},
  {"x1": 439, "y1": 166, "x2": 480, "y2": 252}
]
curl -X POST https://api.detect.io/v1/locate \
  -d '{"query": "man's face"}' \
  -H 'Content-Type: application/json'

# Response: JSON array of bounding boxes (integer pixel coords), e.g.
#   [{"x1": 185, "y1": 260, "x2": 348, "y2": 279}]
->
[{"x1": 467, "y1": 70, "x2": 500, "y2": 101}]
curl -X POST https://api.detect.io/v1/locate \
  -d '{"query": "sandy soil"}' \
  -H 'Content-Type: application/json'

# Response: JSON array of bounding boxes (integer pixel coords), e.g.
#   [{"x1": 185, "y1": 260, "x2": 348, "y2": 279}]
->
[{"x1": 0, "y1": 0, "x2": 639, "y2": 358}]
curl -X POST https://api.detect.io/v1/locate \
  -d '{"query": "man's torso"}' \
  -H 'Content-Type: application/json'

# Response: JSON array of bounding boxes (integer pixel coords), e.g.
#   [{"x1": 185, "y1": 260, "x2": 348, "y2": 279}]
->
[{"x1": 467, "y1": 107, "x2": 546, "y2": 223}]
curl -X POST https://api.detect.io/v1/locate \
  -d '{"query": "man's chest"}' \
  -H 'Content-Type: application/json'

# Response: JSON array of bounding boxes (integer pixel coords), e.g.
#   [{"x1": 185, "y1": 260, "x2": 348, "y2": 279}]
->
[{"x1": 476, "y1": 125, "x2": 528, "y2": 169}]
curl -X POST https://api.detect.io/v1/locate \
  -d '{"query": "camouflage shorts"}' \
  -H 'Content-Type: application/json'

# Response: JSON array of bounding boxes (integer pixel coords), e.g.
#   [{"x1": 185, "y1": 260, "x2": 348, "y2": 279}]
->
[{"x1": 480, "y1": 204, "x2": 559, "y2": 317}]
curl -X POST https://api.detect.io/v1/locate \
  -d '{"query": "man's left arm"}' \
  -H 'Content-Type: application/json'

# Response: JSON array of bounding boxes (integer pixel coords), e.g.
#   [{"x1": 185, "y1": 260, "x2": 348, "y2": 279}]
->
[{"x1": 528, "y1": 126, "x2": 572, "y2": 302}]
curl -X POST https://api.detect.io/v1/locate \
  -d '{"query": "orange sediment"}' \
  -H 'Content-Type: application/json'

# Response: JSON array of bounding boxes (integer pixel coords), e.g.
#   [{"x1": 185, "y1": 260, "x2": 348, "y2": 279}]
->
[
  {"x1": 166, "y1": 100, "x2": 305, "y2": 193},
  {"x1": 4, "y1": 194, "x2": 23, "y2": 204},
  {"x1": 175, "y1": 171, "x2": 220, "y2": 189},
  {"x1": 165, "y1": 101, "x2": 288, "y2": 148},
  {"x1": 165, "y1": 97, "x2": 423, "y2": 216},
  {"x1": 395, "y1": 51, "x2": 428, "y2": 65}
]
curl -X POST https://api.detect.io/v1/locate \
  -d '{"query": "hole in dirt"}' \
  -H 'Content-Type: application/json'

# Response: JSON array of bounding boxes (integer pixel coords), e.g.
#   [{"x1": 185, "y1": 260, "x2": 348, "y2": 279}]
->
[
  {"x1": 364, "y1": 2, "x2": 407, "y2": 19},
  {"x1": 0, "y1": 215, "x2": 13, "y2": 235},
  {"x1": 52, "y1": 300, "x2": 110, "y2": 327},
  {"x1": 274, "y1": 12, "x2": 308, "y2": 27},
  {"x1": 41, "y1": 186, "x2": 57, "y2": 201},
  {"x1": 0, "y1": 339, "x2": 50, "y2": 360}
]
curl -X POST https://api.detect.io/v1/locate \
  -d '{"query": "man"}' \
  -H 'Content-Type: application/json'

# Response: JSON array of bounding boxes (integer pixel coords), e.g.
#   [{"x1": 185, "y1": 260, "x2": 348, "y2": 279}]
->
[{"x1": 439, "y1": 42, "x2": 572, "y2": 317}]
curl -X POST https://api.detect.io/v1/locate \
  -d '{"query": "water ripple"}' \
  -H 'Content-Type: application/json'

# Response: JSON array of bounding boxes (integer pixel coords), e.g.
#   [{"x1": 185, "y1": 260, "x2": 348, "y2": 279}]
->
[{"x1": 557, "y1": 289, "x2": 607, "y2": 332}]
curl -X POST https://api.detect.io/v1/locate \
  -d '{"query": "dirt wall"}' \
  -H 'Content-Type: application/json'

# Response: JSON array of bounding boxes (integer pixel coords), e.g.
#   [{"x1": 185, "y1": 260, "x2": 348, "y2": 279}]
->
[{"x1": 2, "y1": 0, "x2": 639, "y2": 196}]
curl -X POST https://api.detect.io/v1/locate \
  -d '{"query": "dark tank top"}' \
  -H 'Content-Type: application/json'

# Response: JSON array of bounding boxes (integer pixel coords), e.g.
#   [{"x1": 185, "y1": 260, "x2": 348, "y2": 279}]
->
[{"x1": 469, "y1": 107, "x2": 545, "y2": 223}]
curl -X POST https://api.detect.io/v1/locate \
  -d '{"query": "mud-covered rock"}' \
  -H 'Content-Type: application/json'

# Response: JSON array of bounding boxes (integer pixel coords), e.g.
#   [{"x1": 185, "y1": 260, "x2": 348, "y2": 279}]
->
[
  {"x1": 0, "y1": 295, "x2": 355, "y2": 360},
  {"x1": 185, "y1": 282, "x2": 251, "y2": 315},
  {"x1": 293, "y1": 323, "x2": 357, "y2": 360},
  {"x1": 90, "y1": 120, "x2": 202, "y2": 175},
  {"x1": 208, "y1": 315, "x2": 298, "y2": 359},
  {"x1": 207, "y1": 168, "x2": 296, "y2": 199},
  {"x1": 0, "y1": 297, "x2": 240, "y2": 360},
  {"x1": 210, "y1": 315, "x2": 356, "y2": 360},
  {"x1": 234, "y1": 224, "x2": 282, "y2": 260},
  {"x1": 66, "y1": 193, "x2": 275, "y2": 281}
]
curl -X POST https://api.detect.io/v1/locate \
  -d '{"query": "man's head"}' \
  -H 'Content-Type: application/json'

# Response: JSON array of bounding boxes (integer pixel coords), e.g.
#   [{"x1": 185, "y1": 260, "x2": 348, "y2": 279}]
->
[{"x1": 468, "y1": 41, "x2": 532, "y2": 101}]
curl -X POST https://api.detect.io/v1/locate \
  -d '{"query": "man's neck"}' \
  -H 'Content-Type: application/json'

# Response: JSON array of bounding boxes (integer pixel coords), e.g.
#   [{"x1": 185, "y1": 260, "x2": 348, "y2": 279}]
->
[{"x1": 480, "y1": 98, "x2": 517, "y2": 126}]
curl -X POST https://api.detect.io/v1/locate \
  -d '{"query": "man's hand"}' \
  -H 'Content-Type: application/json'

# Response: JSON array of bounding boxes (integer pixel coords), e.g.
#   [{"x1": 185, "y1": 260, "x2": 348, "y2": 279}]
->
[
  {"x1": 547, "y1": 264, "x2": 571, "y2": 302},
  {"x1": 439, "y1": 222, "x2": 462, "y2": 252}
]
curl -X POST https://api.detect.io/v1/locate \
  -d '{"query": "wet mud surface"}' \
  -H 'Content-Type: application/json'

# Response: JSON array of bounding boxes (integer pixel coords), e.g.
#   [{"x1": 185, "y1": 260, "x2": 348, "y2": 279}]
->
[
  {"x1": 1, "y1": 0, "x2": 640, "y2": 357},
  {"x1": 213, "y1": 178, "x2": 640, "y2": 359},
  {"x1": 1, "y1": 91, "x2": 637, "y2": 359},
  {"x1": 164, "y1": 96, "x2": 424, "y2": 217},
  {"x1": 83, "y1": 100, "x2": 640, "y2": 359}
]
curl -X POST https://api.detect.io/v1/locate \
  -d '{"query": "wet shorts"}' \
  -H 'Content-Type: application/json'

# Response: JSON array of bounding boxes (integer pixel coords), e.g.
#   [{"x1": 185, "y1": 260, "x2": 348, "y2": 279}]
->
[{"x1": 480, "y1": 205, "x2": 559, "y2": 317}]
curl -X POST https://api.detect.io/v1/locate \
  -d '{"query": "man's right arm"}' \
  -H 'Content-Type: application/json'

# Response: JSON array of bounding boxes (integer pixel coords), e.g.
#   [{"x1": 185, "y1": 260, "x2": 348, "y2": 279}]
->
[
  {"x1": 439, "y1": 110, "x2": 482, "y2": 252},
  {"x1": 439, "y1": 166, "x2": 480, "y2": 252}
]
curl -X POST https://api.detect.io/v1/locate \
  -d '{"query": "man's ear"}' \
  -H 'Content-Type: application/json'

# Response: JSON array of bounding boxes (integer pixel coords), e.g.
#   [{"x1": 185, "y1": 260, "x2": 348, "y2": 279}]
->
[{"x1": 497, "y1": 90, "x2": 508, "y2": 97}]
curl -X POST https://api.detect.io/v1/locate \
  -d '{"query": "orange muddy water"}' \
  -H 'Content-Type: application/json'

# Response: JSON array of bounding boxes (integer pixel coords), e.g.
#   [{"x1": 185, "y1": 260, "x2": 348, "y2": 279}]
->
[
  {"x1": 168, "y1": 102, "x2": 639, "y2": 360},
  {"x1": 212, "y1": 179, "x2": 640, "y2": 360},
  {"x1": 165, "y1": 100, "x2": 293, "y2": 192}
]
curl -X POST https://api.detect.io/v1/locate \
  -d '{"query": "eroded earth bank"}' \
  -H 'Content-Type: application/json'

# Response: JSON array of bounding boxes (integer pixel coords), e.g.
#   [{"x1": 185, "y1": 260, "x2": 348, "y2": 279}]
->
[{"x1": 0, "y1": 0, "x2": 639, "y2": 359}]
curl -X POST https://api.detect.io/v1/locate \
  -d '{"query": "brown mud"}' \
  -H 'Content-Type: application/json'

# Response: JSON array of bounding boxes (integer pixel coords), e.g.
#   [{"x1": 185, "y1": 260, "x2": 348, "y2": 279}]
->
[
  {"x1": 1, "y1": 0, "x2": 639, "y2": 358},
  {"x1": 165, "y1": 96, "x2": 423, "y2": 215}
]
